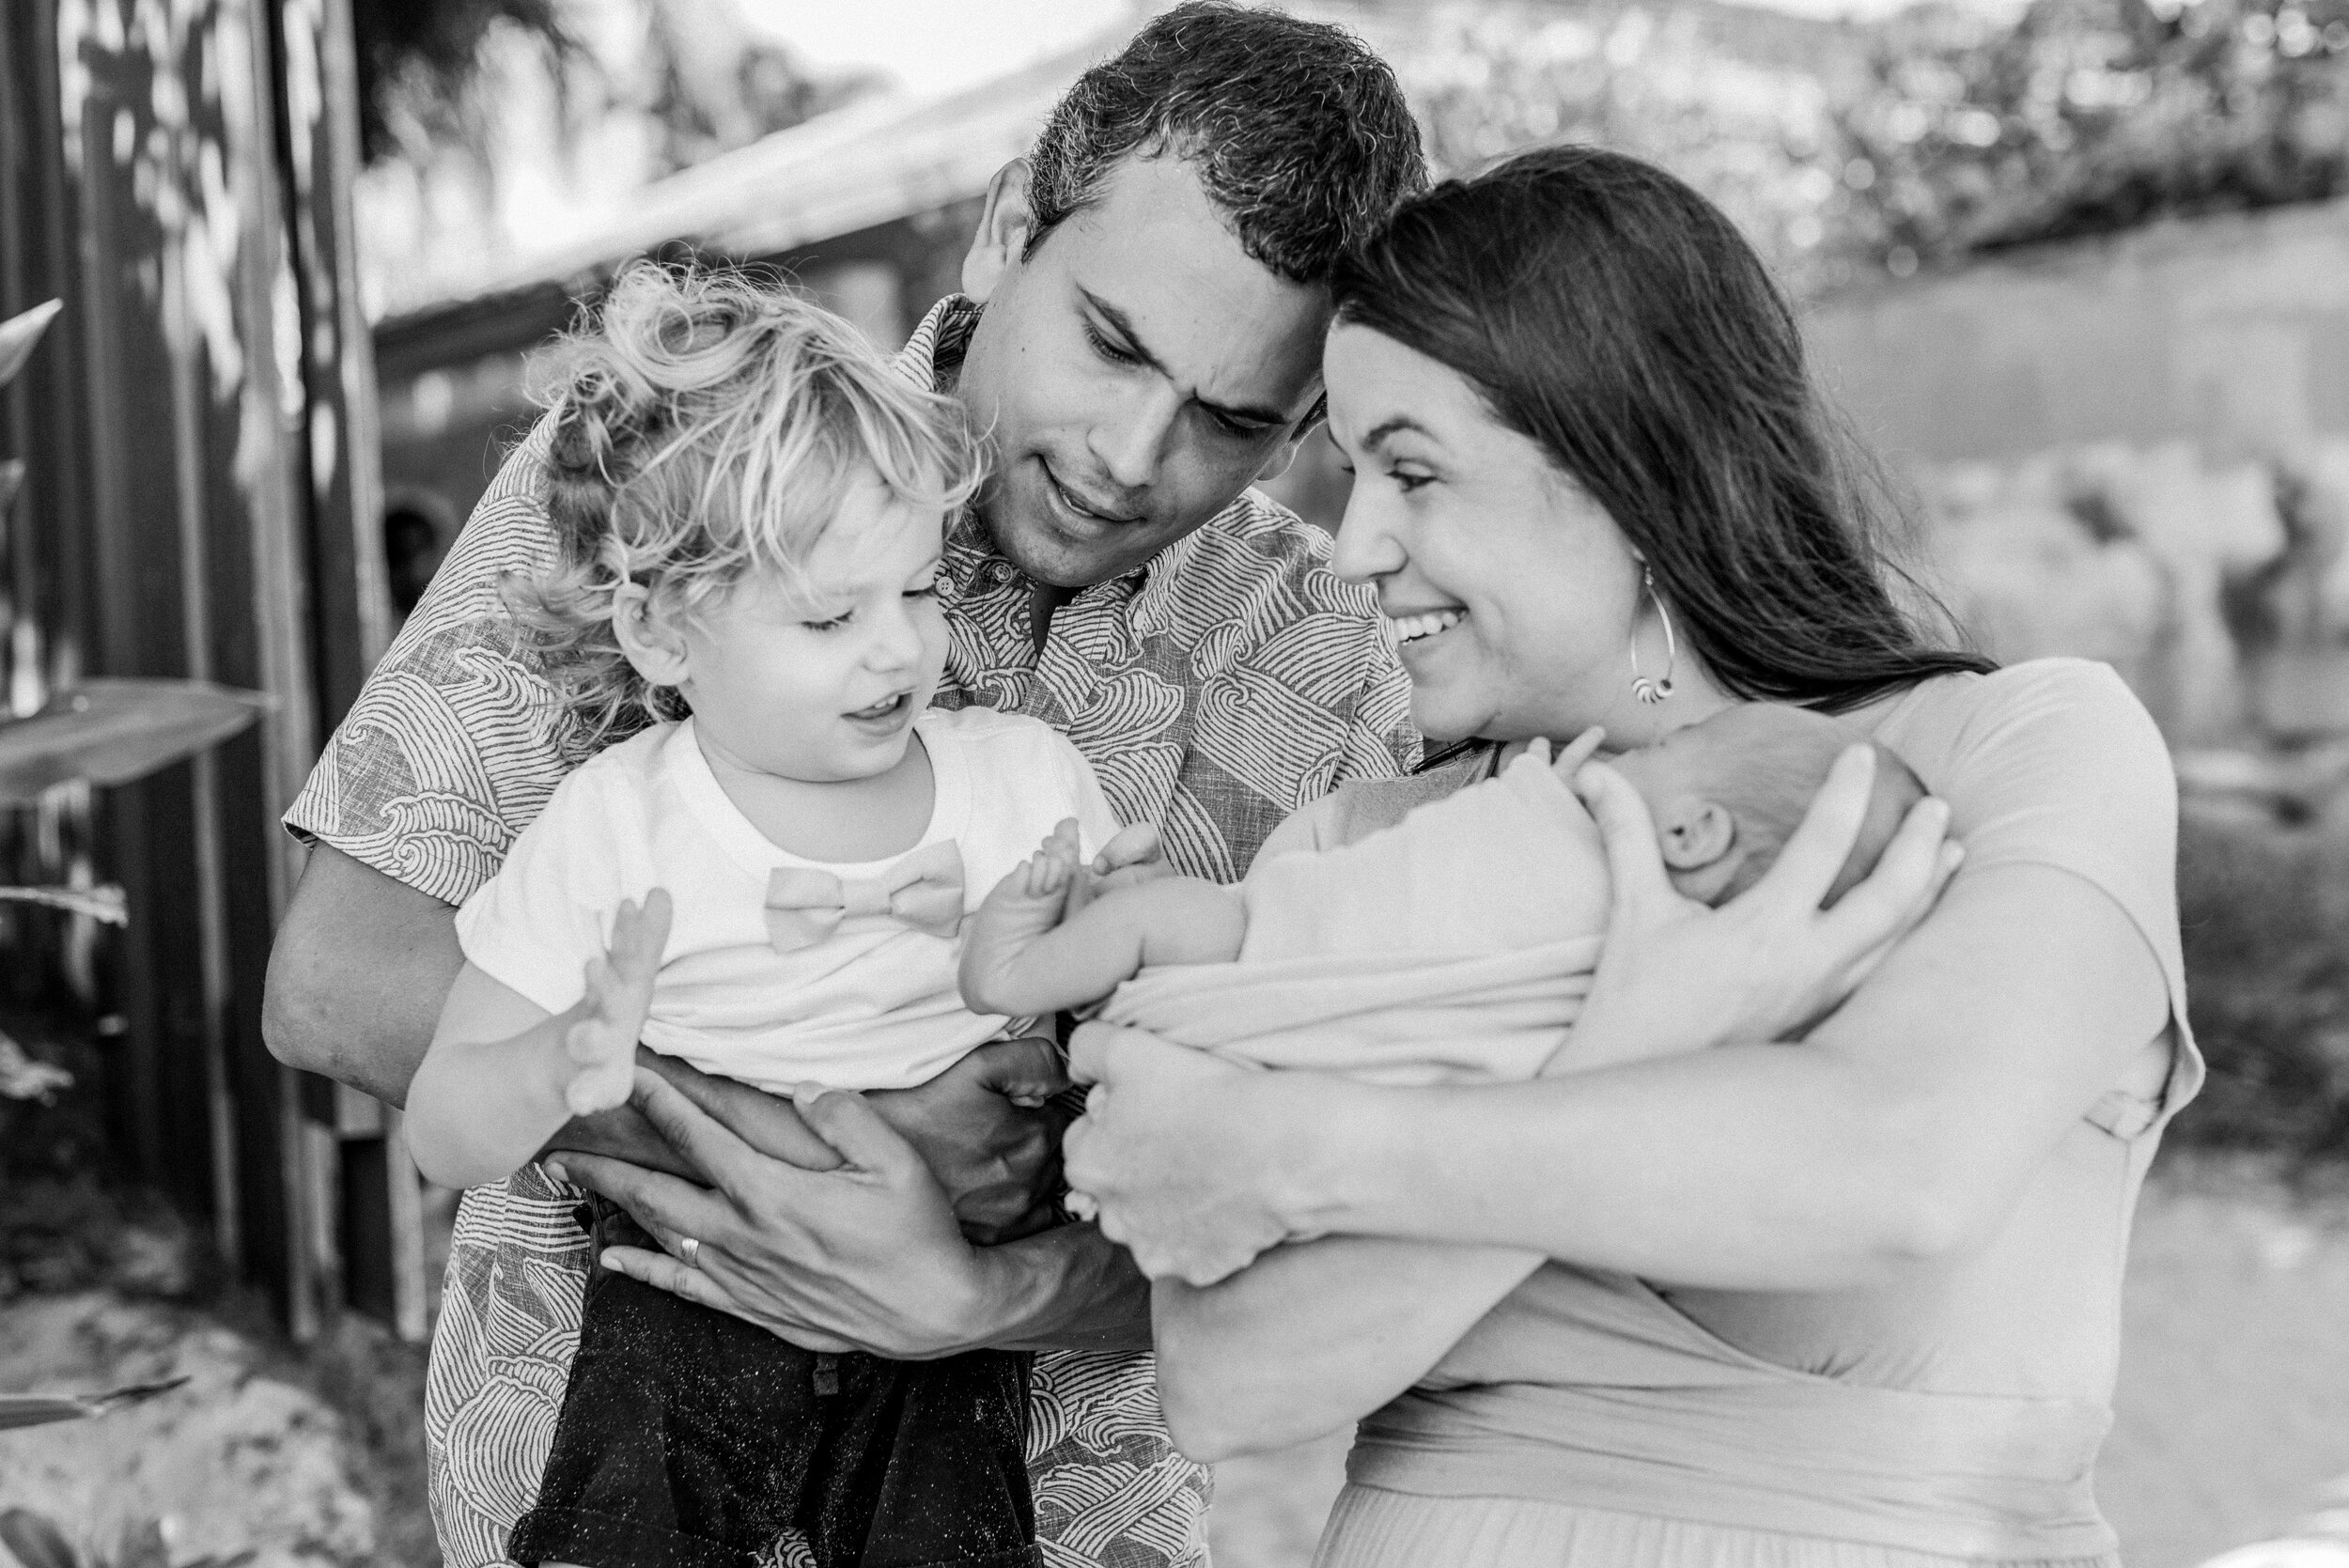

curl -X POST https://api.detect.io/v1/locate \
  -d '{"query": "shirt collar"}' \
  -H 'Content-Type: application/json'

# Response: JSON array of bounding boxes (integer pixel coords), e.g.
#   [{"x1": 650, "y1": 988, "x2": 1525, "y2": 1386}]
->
[{"x1": 918, "y1": 294, "x2": 982, "y2": 390}]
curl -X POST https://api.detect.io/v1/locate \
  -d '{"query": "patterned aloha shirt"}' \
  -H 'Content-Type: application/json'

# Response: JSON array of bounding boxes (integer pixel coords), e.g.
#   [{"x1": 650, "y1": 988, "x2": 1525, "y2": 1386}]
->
[{"x1": 286, "y1": 295, "x2": 1417, "y2": 1568}]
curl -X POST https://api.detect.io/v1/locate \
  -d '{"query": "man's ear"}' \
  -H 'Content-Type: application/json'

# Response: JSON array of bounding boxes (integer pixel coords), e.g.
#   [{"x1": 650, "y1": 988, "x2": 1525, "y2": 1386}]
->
[
  {"x1": 1655, "y1": 798, "x2": 1736, "y2": 871},
  {"x1": 963, "y1": 160, "x2": 1037, "y2": 305},
  {"x1": 612, "y1": 582, "x2": 691, "y2": 691}
]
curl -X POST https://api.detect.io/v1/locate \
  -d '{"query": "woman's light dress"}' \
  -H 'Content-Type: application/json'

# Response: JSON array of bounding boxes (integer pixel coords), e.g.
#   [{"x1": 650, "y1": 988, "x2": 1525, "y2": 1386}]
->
[{"x1": 1301, "y1": 660, "x2": 2199, "y2": 1568}]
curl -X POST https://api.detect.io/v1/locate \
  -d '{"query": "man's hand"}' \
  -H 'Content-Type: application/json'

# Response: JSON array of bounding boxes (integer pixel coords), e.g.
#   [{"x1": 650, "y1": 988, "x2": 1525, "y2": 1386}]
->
[
  {"x1": 556, "y1": 1038, "x2": 1070, "y2": 1221},
  {"x1": 555, "y1": 1071, "x2": 1046, "y2": 1357},
  {"x1": 868, "y1": 1036, "x2": 1070, "y2": 1244}
]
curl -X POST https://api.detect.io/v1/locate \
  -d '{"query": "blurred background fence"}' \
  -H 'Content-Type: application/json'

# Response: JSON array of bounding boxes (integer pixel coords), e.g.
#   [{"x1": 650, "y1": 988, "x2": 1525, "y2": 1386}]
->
[{"x1": 0, "y1": 0, "x2": 395, "y2": 1342}]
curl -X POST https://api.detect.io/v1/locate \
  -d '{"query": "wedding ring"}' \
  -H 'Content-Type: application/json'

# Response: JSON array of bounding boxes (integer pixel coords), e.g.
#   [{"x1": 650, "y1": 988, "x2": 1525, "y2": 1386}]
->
[{"x1": 679, "y1": 1236, "x2": 701, "y2": 1269}]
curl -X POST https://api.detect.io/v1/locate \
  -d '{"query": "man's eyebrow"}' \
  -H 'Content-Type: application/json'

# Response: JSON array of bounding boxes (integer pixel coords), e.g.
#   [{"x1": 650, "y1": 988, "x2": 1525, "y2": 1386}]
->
[{"x1": 1081, "y1": 287, "x2": 1294, "y2": 428}]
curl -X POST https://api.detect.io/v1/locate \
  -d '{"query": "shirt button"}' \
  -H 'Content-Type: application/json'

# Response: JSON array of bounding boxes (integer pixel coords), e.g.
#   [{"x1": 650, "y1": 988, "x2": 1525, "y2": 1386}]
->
[{"x1": 985, "y1": 560, "x2": 1015, "y2": 587}]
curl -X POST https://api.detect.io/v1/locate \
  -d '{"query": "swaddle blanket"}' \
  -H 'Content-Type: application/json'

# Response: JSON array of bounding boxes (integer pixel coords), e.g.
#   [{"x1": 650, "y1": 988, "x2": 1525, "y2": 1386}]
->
[{"x1": 1102, "y1": 750, "x2": 1611, "y2": 1086}]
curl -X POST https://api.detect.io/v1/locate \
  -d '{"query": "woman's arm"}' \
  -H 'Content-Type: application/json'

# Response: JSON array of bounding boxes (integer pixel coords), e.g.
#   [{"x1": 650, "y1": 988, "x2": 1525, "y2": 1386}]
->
[
  {"x1": 1153, "y1": 1238, "x2": 1540, "y2": 1460},
  {"x1": 1073, "y1": 855, "x2": 2167, "y2": 1291},
  {"x1": 1073, "y1": 706, "x2": 2177, "y2": 1291},
  {"x1": 1333, "y1": 857, "x2": 2166, "y2": 1275}
]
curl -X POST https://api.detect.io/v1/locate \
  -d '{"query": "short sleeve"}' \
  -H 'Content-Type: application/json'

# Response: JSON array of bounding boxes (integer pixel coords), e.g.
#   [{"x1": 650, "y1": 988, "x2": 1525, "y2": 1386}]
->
[
  {"x1": 1889, "y1": 659, "x2": 2199, "y2": 1116},
  {"x1": 450, "y1": 762, "x2": 632, "y2": 1016},
  {"x1": 1921, "y1": 660, "x2": 2178, "y2": 973},
  {"x1": 283, "y1": 416, "x2": 586, "y2": 906}
]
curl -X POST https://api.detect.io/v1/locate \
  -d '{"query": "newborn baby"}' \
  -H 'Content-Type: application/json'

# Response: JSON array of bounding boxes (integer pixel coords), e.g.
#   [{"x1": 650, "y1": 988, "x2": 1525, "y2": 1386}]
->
[{"x1": 961, "y1": 704, "x2": 1927, "y2": 1086}]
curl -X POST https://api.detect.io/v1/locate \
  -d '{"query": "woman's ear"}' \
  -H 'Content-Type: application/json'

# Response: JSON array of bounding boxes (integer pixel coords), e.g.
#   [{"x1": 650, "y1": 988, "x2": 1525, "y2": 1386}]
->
[
  {"x1": 962, "y1": 160, "x2": 1036, "y2": 304},
  {"x1": 612, "y1": 582, "x2": 691, "y2": 691},
  {"x1": 1654, "y1": 797, "x2": 1736, "y2": 871}
]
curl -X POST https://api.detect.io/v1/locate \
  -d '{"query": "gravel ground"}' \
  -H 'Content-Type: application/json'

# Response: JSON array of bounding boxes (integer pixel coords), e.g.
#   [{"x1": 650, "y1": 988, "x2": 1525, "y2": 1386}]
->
[{"x1": 1208, "y1": 1163, "x2": 2349, "y2": 1568}]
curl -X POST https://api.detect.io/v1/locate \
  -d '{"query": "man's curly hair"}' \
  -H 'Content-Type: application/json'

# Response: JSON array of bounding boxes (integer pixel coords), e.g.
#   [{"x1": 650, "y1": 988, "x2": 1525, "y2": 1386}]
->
[{"x1": 1025, "y1": 2, "x2": 1427, "y2": 286}]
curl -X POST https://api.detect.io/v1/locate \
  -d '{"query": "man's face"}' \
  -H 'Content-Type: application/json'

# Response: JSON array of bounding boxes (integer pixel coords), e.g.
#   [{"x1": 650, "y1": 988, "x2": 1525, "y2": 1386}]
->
[{"x1": 954, "y1": 155, "x2": 1331, "y2": 588}]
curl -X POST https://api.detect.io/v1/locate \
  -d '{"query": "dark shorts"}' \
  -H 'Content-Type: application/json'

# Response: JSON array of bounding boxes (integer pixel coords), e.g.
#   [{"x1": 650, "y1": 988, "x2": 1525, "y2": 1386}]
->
[{"x1": 507, "y1": 1202, "x2": 1040, "y2": 1568}]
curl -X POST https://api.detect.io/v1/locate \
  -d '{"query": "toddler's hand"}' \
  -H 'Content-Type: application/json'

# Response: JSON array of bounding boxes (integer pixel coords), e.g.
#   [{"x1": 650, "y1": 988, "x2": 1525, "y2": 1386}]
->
[{"x1": 562, "y1": 890, "x2": 672, "y2": 1118}]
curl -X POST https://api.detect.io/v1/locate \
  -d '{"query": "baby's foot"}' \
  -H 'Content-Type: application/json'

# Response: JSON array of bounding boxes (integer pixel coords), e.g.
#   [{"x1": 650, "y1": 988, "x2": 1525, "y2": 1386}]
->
[
  {"x1": 962, "y1": 821, "x2": 1087, "y2": 1014},
  {"x1": 561, "y1": 890, "x2": 671, "y2": 1117},
  {"x1": 991, "y1": 819, "x2": 1086, "y2": 930}
]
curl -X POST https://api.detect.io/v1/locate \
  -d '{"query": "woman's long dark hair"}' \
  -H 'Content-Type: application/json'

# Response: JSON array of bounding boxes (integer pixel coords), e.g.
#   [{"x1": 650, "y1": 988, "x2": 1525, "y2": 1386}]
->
[{"x1": 1330, "y1": 145, "x2": 1992, "y2": 713}]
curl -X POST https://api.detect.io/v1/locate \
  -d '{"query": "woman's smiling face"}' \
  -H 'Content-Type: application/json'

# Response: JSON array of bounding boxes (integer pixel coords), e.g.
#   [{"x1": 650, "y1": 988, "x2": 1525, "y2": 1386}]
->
[{"x1": 1324, "y1": 322, "x2": 1649, "y2": 746}]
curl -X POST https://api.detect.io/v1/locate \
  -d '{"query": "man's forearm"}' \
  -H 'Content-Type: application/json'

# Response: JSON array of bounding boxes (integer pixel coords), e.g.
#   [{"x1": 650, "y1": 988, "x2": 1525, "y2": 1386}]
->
[
  {"x1": 263, "y1": 844, "x2": 462, "y2": 1106},
  {"x1": 542, "y1": 1101, "x2": 704, "y2": 1180},
  {"x1": 984, "y1": 1221, "x2": 1153, "y2": 1355}
]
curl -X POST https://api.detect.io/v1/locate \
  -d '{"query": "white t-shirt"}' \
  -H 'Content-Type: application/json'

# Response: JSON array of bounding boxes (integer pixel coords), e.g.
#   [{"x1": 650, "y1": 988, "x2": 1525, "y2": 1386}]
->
[{"x1": 454, "y1": 706, "x2": 1121, "y2": 1094}]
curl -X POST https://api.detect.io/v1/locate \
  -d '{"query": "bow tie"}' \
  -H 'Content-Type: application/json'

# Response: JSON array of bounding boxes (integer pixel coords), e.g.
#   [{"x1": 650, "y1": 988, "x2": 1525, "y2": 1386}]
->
[{"x1": 763, "y1": 838, "x2": 967, "y2": 955}]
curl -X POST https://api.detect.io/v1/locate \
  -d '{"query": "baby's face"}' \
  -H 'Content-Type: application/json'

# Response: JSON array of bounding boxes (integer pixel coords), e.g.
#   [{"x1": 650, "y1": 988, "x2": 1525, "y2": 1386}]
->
[
  {"x1": 1601, "y1": 706, "x2": 1822, "y2": 900},
  {"x1": 1604, "y1": 715, "x2": 1744, "y2": 809},
  {"x1": 666, "y1": 475, "x2": 950, "y2": 783}
]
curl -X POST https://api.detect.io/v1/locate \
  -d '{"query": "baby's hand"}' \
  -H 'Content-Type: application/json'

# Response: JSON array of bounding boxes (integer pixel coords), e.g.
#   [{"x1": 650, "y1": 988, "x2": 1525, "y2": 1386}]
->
[
  {"x1": 1081, "y1": 822, "x2": 1171, "y2": 904},
  {"x1": 1548, "y1": 726, "x2": 1608, "y2": 778},
  {"x1": 561, "y1": 890, "x2": 672, "y2": 1118}
]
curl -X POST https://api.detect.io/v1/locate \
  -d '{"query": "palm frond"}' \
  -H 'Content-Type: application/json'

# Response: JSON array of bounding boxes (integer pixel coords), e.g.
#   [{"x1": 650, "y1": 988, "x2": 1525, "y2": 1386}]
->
[
  {"x1": 0, "y1": 1377, "x2": 189, "y2": 1431},
  {"x1": 0, "y1": 680, "x2": 272, "y2": 806}
]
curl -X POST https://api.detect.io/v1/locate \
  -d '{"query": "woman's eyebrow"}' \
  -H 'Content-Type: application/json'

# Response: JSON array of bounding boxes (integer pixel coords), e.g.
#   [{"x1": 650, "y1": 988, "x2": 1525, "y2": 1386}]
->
[{"x1": 1363, "y1": 415, "x2": 1436, "y2": 450}]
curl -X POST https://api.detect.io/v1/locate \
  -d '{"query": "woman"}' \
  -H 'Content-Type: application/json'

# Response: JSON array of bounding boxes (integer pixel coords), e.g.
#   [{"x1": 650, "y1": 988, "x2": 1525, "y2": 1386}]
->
[{"x1": 1063, "y1": 145, "x2": 2197, "y2": 1567}]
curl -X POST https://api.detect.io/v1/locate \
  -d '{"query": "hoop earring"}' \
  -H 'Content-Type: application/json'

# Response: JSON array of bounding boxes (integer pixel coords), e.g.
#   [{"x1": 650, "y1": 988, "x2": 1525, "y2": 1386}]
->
[{"x1": 1628, "y1": 567, "x2": 1677, "y2": 706}]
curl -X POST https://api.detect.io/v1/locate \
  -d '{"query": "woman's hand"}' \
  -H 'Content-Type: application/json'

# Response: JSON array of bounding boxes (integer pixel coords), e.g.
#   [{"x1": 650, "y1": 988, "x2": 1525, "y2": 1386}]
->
[
  {"x1": 1066, "y1": 1027, "x2": 1344, "y2": 1285},
  {"x1": 1570, "y1": 743, "x2": 1962, "y2": 1063}
]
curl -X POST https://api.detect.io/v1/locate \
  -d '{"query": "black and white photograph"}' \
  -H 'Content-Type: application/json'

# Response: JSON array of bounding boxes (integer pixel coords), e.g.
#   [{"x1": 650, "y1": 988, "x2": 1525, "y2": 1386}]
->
[{"x1": 0, "y1": 1, "x2": 2345, "y2": 1565}]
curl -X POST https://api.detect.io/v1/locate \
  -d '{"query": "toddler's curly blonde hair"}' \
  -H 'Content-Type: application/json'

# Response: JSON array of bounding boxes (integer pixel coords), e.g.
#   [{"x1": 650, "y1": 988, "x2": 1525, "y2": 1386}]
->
[{"x1": 511, "y1": 262, "x2": 982, "y2": 751}]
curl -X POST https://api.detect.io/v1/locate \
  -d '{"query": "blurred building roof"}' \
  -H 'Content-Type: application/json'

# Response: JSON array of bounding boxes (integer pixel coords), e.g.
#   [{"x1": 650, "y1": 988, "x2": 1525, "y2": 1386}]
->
[{"x1": 376, "y1": 19, "x2": 1132, "y2": 368}]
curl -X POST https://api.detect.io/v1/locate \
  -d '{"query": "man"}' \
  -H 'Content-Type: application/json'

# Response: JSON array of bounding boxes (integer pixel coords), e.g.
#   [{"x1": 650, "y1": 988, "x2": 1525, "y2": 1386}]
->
[{"x1": 262, "y1": 6, "x2": 1426, "y2": 1564}]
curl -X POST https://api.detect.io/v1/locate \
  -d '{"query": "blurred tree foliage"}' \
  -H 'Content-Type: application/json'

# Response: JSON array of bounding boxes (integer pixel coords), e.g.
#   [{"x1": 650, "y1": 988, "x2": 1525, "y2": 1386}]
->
[
  {"x1": 1834, "y1": 0, "x2": 2349, "y2": 275},
  {"x1": 350, "y1": 0, "x2": 573, "y2": 164},
  {"x1": 1385, "y1": 1, "x2": 1860, "y2": 296},
  {"x1": 350, "y1": 0, "x2": 880, "y2": 173},
  {"x1": 1373, "y1": 0, "x2": 2349, "y2": 296}
]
